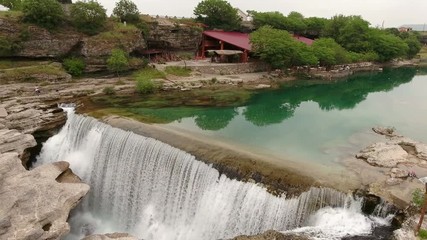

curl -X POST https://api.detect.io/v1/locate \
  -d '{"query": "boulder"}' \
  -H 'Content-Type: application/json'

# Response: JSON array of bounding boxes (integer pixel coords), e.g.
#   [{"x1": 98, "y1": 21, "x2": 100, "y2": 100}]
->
[
  {"x1": 82, "y1": 233, "x2": 138, "y2": 240},
  {"x1": 0, "y1": 152, "x2": 89, "y2": 240},
  {"x1": 356, "y1": 142, "x2": 409, "y2": 167}
]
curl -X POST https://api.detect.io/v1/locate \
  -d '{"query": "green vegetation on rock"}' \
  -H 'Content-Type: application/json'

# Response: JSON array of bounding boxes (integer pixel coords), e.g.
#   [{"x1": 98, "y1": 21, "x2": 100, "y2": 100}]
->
[
  {"x1": 133, "y1": 67, "x2": 165, "y2": 94},
  {"x1": 107, "y1": 49, "x2": 129, "y2": 76},
  {"x1": 164, "y1": 66, "x2": 191, "y2": 77},
  {"x1": 22, "y1": 0, "x2": 64, "y2": 29},
  {"x1": 412, "y1": 188, "x2": 425, "y2": 208},
  {"x1": 0, "y1": 63, "x2": 67, "y2": 83},
  {"x1": 194, "y1": 0, "x2": 241, "y2": 31},
  {"x1": 70, "y1": 0, "x2": 107, "y2": 35},
  {"x1": 113, "y1": 0, "x2": 140, "y2": 24},
  {"x1": 63, "y1": 57, "x2": 85, "y2": 77}
]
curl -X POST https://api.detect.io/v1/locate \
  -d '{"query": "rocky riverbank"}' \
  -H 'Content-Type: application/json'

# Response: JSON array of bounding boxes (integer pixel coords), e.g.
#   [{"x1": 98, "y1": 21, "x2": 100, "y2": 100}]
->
[{"x1": 0, "y1": 91, "x2": 90, "y2": 239}]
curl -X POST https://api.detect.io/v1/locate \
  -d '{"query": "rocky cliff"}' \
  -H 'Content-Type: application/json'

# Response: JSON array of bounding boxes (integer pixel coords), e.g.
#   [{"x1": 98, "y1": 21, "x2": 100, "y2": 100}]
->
[
  {"x1": 0, "y1": 17, "x2": 146, "y2": 72},
  {"x1": 0, "y1": 152, "x2": 89, "y2": 240},
  {"x1": 148, "y1": 23, "x2": 202, "y2": 51}
]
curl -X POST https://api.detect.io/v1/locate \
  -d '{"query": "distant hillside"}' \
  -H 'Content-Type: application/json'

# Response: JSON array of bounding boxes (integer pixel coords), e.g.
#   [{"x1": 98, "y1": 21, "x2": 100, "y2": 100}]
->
[{"x1": 400, "y1": 24, "x2": 427, "y2": 32}]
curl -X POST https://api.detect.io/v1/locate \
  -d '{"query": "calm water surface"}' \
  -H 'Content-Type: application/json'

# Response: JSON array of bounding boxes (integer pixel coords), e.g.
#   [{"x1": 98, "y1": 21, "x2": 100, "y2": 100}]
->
[{"x1": 125, "y1": 68, "x2": 427, "y2": 166}]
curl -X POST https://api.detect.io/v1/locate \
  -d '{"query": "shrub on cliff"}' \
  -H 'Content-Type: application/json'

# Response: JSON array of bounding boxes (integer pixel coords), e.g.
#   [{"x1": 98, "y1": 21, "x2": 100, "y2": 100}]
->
[
  {"x1": 22, "y1": 0, "x2": 64, "y2": 29},
  {"x1": 63, "y1": 57, "x2": 85, "y2": 77},
  {"x1": 113, "y1": 0, "x2": 140, "y2": 24},
  {"x1": 194, "y1": 0, "x2": 241, "y2": 31},
  {"x1": 136, "y1": 77, "x2": 155, "y2": 94},
  {"x1": 70, "y1": 0, "x2": 107, "y2": 35},
  {"x1": 107, "y1": 49, "x2": 129, "y2": 77}
]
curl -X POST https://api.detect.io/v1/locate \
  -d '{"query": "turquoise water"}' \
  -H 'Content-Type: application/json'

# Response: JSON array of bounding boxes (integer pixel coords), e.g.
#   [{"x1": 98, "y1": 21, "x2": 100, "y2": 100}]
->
[{"x1": 128, "y1": 68, "x2": 427, "y2": 165}]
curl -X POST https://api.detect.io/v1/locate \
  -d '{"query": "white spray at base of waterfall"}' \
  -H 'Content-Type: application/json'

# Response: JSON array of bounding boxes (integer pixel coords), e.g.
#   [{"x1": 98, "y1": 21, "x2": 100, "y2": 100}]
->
[{"x1": 36, "y1": 107, "x2": 393, "y2": 240}]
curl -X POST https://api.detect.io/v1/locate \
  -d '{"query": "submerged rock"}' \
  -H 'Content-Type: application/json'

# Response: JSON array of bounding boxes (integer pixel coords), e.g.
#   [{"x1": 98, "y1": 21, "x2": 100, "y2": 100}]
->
[
  {"x1": 356, "y1": 142, "x2": 409, "y2": 167},
  {"x1": 0, "y1": 152, "x2": 89, "y2": 240},
  {"x1": 82, "y1": 232, "x2": 138, "y2": 240},
  {"x1": 231, "y1": 230, "x2": 309, "y2": 240}
]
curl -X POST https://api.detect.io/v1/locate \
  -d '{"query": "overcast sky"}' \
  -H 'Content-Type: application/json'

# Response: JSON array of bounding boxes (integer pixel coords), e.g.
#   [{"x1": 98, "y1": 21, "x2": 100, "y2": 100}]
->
[
  {"x1": 0, "y1": 0, "x2": 425, "y2": 28},
  {"x1": 96, "y1": 0, "x2": 426, "y2": 28}
]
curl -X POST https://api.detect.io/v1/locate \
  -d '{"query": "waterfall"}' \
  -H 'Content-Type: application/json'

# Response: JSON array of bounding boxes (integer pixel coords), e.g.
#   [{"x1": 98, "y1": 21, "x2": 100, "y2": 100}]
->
[{"x1": 36, "y1": 109, "x2": 389, "y2": 240}]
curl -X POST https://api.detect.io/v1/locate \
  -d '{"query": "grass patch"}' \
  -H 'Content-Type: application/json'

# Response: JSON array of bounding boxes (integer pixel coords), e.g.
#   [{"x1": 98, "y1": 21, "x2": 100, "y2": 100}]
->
[
  {"x1": 0, "y1": 64, "x2": 66, "y2": 83},
  {"x1": 0, "y1": 60, "x2": 45, "y2": 69},
  {"x1": 420, "y1": 229, "x2": 427, "y2": 239},
  {"x1": 133, "y1": 67, "x2": 166, "y2": 80},
  {"x1": 164, "y1": 66, "x2": 191, "y2": 77},
  {"x1": 0, "y1": 10, "x2": 23, "y2": 19},
  {"x1": 93, "y1": 21, "x2": 140, "y2": 42}
]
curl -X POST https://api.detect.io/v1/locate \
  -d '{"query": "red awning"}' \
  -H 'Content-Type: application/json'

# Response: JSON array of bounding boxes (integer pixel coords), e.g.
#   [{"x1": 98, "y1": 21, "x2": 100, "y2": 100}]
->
[{"x1": 203, "y1": 31, "x2": 251, "y2": 51}]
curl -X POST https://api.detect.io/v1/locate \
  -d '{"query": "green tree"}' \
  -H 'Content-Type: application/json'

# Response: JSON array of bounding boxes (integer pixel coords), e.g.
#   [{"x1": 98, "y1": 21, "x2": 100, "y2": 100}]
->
[
  {"x1": 312, "y1": 38, "x2": 351, "y2": 66},
  {"x1": 250, "y1": 11, "x2": 287, "y2": 30},
  {"x1": 70, "y1": 0, "x2": 107, "y2": 35},
  {"x1": 292, "y1": 43, "x2": 318, "y2": 66},
  {"x1": 250, "y1": 26, "x2": 300, "y2": 69},
  {"x1": 369, "y1": 29, "x2": 408, "y2": 62},
  {"x1": 0, "y1": 0, "x2": 22, "y2": 10},
  {"x1": 107, "y1": 49, "x2": 129, "y2": 77},
  {"x1": 285, "y1": 11, "x2": 307, "y2": 34},
  {"x1": 113, "y1": 0, "x2": 140, "y2": 24},
  {"x1": 304, "y1": 17, "x2": 328, "y2": 38},
  {"x1": 22, "y1": 0, "x2": 64, "y2": 29},
  {"x1": 194, "y1": 0, "x2": 241, "y2": 31},
  {"x1": 404, "y1": 35, "x2": 422, "y2": 58},
  {"x1": 337, "y1": 16, "x2": 372, "y2": 52}
]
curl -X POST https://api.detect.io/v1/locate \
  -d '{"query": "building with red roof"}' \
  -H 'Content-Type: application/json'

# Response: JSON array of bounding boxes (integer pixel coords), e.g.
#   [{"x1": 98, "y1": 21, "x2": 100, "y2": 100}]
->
[{"x1": 197, "y1": 30, "x2": 314, "y2": 63}]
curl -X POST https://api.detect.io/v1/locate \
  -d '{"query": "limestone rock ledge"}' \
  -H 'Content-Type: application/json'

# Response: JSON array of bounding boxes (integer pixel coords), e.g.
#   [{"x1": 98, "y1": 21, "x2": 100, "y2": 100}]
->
[
  {"x1": 0, "y1": 152, "x2": 90, "y2": 240},
  {"x1": 0, "y1": 128, "x2": 36, "y2": 160}
]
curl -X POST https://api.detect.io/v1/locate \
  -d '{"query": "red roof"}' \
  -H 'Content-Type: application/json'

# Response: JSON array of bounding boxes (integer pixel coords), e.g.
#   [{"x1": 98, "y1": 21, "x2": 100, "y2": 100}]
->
[
  {"x1": 203, "y1": 31, "x2": 314, "y2": 51},
  {"x1": 293, "y1": 34, "x2": 315, "y2": 46},
  {"x1": 204, "y1": 31, "x2": 252, "y2": 51}
]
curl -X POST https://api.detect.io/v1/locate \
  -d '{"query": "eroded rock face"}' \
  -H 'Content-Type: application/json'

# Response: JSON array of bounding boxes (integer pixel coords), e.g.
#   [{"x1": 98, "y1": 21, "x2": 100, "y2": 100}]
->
[
  {"x1": 0, "y1": 129, "x2": 36, "y2": 159},
  {"x1": 82, "y1": 232, "x2": 138, "y2": 240},
  {"x1": 148, "y1": 24, "x2": 201, "y2": 51},
  {"x1": 0, "y1": 152, "x2": 89, "y2": 240},
  {"x1": 0, "y1": 18, "x2": 82, "y2": 58},
  {"x1": 1, "y1": 101, "x2": 66, "y2": 134},
  {"x1": 80, "y1": 29, "x2": 146, "y2": 72}
]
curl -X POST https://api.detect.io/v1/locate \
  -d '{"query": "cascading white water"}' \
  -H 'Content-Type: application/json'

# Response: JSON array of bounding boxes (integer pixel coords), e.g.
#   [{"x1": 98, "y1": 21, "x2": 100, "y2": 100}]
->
[{"x1": 36, "y1": 107, "x2": 393, "y2": 240}]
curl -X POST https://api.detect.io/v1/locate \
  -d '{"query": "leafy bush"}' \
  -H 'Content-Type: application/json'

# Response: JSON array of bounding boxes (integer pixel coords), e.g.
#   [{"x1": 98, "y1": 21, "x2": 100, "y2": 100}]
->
[
  {"x1": 165, "y1": 66, "x2": 191, "y2": 77},
  {"x1": 420, "y1": 229, "x2": 427, "y2": 239},
  {"x1": 63, "y1": 57, "x2": 85, "y2": 76},
  {"x1": 113, "y1": 0, "x2": 140, "y2": 24},
  {"x1": 412, "y1": 188, "x2": 425, "y2": 208},
  {"x1": 102, "y1": 86, "x2": 116, "y2": 95},
  {"x1": 107, "y1": 49, "x2": 129, "y2": 76},
  {"x1": 136, "y1": 77, "x2": 155, "y2": 94},
  {"x1": 22, "y1": 0, "x2": 64, "y2": 29},
  {"x1": 70, "y1": 0, "x2": 107, "y2": 35}
]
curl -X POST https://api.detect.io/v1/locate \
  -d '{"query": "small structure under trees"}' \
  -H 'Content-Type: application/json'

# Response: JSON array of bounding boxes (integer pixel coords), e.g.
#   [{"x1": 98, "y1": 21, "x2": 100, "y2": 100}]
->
[{"x1": 197, "y1": 30, "x2": 314, "y2": 63}]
